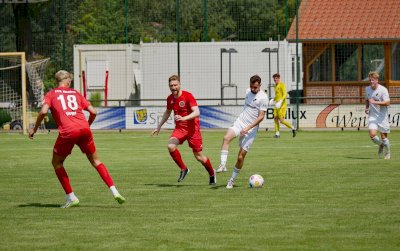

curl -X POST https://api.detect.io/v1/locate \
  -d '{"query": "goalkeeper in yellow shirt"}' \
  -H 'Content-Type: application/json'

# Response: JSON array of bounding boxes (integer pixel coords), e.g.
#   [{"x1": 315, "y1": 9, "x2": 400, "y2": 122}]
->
[{"x1": 269, "y1": 73, "x2": 296, "y2": 138}]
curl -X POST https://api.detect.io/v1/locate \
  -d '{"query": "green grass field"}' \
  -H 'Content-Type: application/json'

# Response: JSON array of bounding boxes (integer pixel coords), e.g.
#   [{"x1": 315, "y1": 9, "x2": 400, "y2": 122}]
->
[{"x1": 0, "y1": 130, "x2": 399, "y2": 250}]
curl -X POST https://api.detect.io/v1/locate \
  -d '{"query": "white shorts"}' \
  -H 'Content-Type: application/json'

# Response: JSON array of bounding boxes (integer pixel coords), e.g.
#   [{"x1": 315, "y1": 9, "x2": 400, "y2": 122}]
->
[
  {"x1": 230, "y1": 120, "x2": 259, "y2": 151},
  {"x1": 368, "y1": 119, "x2": 390, "y2": 133},
  {"x1": 368, "y1": 120, "x2": 390, "y2": 133}
]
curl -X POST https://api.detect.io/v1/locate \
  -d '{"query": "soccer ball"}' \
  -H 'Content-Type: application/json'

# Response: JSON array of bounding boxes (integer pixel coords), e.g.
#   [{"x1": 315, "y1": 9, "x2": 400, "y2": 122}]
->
[{"x1": 248, "y1": 174, "x2": 264, "y2": 188}]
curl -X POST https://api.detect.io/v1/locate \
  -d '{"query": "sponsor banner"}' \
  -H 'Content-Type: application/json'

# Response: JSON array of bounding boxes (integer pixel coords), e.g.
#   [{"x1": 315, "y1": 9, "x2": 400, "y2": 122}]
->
[
  {"x1": 86, "y1": 107, "x2": 126, "y2": 129},
  {"x1": 126, "y1": 106, "x2": 274, "y2": 129},
  {"x1": 126, "y1": 107, "x2": 175, "y2": 129},
  {"x1": 90, "y1": 105, "x2": 400, "y2": 130},
  {"x1": 200, "y1": 106, "x2": 244, "y2": 128},
  {"x1": 314, "y1": 104, "x2": 400, "y2": 128}
]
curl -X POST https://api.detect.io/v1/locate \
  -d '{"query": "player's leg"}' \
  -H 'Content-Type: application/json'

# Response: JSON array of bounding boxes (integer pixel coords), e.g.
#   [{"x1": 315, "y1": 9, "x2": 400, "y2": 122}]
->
[
  {"x1": 52, "y1": 134, "x2": 79, "y2": 208},
  {"x1": 279, "y1": 117, "x2": 297, "y2": 137},
  {"x1": 218, "y1": 127, "x2": 237, "y2": 172},
  {"x1": 189, "y1": 130, "x2": 216, "y2": 184},
  {"x1": 193, "y1": 152, "x2": 216, "y2": 185},
  {"x1": 168, "y1": 130, "x2": 189, "y2": 182},
  {"x1": 381, "y1": 133, "x2": 390, "y2": 159},
  {"x1": 79, "y1": 128, "x2": 125, "y2": 204},
  {"x1": 226, "y1": 127, "x2": 255, "y2": 189},
  {"x1": 52, "y1": 153, "x2": 79, "y2": 208},
  {"x1": 85, "y1": 151, "x2": 125, "y2": 204},
  {"x1": 379, "y1": 123, "x2": 390, "y2": 160},
  {"x1": 226, "y1": 148, "x2": 248, "y2": 189},
  {"x1": 278, "y1": 106, "x2": 296, "y2": 137},
  {"x1": 273, "y1": 108, "x2": 280, "y2": 138},
  {"x1": 368, "y1": 123, "x2": 384, "y2": 157},
  {"x1": 168, "y1": 137, "x2": 186, "y2": 170}
]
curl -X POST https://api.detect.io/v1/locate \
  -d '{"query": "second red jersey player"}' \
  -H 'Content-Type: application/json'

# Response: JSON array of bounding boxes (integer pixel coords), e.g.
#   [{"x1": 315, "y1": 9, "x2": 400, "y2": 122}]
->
[{"x1": 152, "y1": 75, "x2": 216, "y2": 185}]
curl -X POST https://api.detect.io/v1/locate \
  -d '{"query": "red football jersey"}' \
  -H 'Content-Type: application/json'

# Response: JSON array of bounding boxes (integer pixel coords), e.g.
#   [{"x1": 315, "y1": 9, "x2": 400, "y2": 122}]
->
[
  {"x1": 167, "y1": 90, "x2": 200, "y2": 131},
  {"x1": 43, "y1": 87, "x2": 91, "y2": 135}
]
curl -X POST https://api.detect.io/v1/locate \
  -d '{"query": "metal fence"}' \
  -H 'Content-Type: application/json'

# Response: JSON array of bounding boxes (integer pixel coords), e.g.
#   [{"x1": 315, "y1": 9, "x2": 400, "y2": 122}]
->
[
  {"x1": 1, "y1": 0, "x2": 399, "y2": 132},
  {"x1": 0, "y1": 0, "x2": 297, "y2": 91}
]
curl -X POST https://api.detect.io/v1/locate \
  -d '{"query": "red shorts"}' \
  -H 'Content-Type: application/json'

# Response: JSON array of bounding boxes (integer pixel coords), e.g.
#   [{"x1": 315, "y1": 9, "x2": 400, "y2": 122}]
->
[
  {"x1": 53, "y1": 128, "x2": 96, "y2": 157},
  {"x1": 170, "y1": 128, "x2": 203, "y2": 152}
]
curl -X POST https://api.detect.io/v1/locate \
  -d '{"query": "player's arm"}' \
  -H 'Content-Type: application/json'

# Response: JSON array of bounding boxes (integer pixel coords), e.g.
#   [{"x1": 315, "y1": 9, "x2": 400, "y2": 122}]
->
[
  {"x1": 368, "y1": 98, "x2": 390, "y2": 107},
  {"x1": 86, "y1": 105, "x2": 97, "y2": 126},
  {"x1": 240, "y1": 110, "x2": 266, "y2": 136},
  {"x1": 29, "y1": 103, "x2": 50, "y2": 139},
  {"x1": 275, "y1": 84, "x2": 287, "y2": 108},
  {"x1": 281, "y1": 83, "x2": 288, "y2": 100},
  {"x1": 365, "y1": 99, "x2": 370, "y2": 114},
  {"x1": 151, "y1": 109, "x2": 172, "y2": 136},
  {"x1": 175, "y1": 106, "x2": 200, "y2": 121}
]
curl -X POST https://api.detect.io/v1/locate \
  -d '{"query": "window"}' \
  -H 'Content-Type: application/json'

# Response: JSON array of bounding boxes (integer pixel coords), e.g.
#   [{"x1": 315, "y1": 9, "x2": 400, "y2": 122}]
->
[
  {"x1": 308, "y1": 43, "x2": 386, "y2": 82},
  {"x1": 392, "y1": 43, "x2": 400, "y2": 81},
  {"x1": 362, "y1": 44, "x2": 384, "y2": 80},
  {"x1": 335, "y1": 44, "x2": 358, "y2": 81},
  {"x1": 309, "y1": 48, "x2": 332, "y2": 81}
]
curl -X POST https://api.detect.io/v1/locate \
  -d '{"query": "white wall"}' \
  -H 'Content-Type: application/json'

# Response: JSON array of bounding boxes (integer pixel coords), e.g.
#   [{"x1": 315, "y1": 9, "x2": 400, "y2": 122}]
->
[
  {"x1": 73, "y1": 44, "x2": 136, "y2": 106},
  {"x1": 139, "y1": 41, "x2": 302, "y2": 105},
  {"x1": 74, "y1": 42, "x2": 302, "y2": 106}
]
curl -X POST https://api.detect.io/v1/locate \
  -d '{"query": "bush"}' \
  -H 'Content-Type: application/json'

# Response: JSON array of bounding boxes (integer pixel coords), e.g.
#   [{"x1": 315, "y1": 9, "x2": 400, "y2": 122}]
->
[
  {"x1": 0, "y1": 109, "x2": 12, "y2": 126},
  {"x1": 89, "y1": 92, "x2": 102, "y2": 107}
]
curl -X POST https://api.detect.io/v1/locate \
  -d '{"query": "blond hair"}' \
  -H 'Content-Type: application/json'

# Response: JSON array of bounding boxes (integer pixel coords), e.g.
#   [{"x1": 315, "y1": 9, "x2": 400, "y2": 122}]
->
[
  {"x1": 55, "y1": 70, "x2": 73, "y2": 84},
  {"x1": 368, "y1": 71, "x2": 379, "y2": 80},
  {"x1": 168, "y1": 74, "x2": 180, "y2": 83}
]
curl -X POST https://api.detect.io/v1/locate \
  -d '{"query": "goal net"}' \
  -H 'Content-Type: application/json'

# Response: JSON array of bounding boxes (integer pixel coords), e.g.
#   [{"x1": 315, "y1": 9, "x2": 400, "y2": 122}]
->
[{"x1": 0, "y1": 53, "x2": 50, "y2": 133}]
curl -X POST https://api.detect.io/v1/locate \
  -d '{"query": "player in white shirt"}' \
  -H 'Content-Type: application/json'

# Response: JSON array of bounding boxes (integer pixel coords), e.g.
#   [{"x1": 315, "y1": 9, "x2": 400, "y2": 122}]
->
[
  {"x1": 216, "y1": 75, "x2": 269, "y2": 189},
  {"x1": 365, "y1": 71, "x2": 391, "y2": 160}
]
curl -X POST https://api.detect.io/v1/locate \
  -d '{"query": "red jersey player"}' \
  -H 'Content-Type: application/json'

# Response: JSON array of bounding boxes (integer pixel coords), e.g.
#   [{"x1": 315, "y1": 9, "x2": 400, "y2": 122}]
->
[
  {"x1": 151, "y1": 75, "x2": 216, "y2": 185},
  {"x1": 29, "y1": 70, "x2": 125, "y2": 208}
]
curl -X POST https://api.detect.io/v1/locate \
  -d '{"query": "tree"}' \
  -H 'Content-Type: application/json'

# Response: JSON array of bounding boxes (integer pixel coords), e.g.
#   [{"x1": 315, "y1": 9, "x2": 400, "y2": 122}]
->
[
  {"x1": 12, "y1": 3, "x2": 33, "y2": 58},
  {"x1": 71, "y1": 0, "x2": 127, "y2": 44}
]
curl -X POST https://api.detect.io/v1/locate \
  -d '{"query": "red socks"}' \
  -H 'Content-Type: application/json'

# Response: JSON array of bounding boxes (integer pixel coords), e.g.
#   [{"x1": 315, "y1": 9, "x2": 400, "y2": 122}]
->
[
  {"x1": 169, "y1": 149, "x2": 186, "y2": 170},
  {"x1": 202, "y1": 158, "x2": 215, "y2": 176},
  {"x1": 95, "y1": 163, "x2": 114, "y2": 188},
  {"x1": 55, "y1": 167, "x2": 72, "y2": 194},
  {"x1": 55, "y1": 164, "x2": 114, "y2": 193},
  {"x1": 170, "y1": 149, "x2": 214, "y2": 176}
]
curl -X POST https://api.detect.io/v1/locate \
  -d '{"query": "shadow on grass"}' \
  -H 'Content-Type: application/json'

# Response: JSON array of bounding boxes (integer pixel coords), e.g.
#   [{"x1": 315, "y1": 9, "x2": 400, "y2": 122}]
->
[
  {"x1": 144, "y1": 183, "x2": 204, "y2": 187},
  {"x1": 345, "y1": 156, "x2": 374, "y2": 160},
  {"x1": 18, "y1": 203, "x2": 124, "y2": 209},
  {"x1": 210, "y1": 184, "x2": 232, "y2": 189},
  {"x1": 18, "y1": 203, "x2": 60, "y2": 208}
]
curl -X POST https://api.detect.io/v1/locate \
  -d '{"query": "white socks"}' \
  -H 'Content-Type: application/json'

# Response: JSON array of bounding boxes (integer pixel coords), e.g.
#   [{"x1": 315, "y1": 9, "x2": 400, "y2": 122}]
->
[
  {"x1": 371, "y1": 136, "x2": 382, "y2": 145},
  {"x1": 67, "y1": 187, "x2": 119, "y2": 201},
  {"x1": 382, "y1": 138, "x2": 390, "y2": 152},
  {"x1": 67, "y1": 192, "x2": 78, "y2": 201},
  {"x1": 229, "y1": 167, "x2": 241, "y2": 181},
  {"x1": 220, "y1": 150, "x2": 228, "y2": 166},
  {"x1": 110, "y1": 185, "x2": 119, "y2": 196}
]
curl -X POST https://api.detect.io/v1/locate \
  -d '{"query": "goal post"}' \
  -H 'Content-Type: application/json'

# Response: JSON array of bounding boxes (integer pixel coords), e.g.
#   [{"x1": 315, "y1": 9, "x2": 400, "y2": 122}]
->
[
  {"x1": 0, "y1": 52, "x2": 50, "y2": 135},
  {"x1": 0, "y1": 52, "x2": 27, "y2": 134}
]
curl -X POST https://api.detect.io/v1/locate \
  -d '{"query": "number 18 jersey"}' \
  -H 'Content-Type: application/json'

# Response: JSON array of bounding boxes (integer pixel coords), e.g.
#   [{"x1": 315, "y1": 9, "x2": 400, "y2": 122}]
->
[{"x1": 43, "y1": 86, "x2": 91, "y2": 135}]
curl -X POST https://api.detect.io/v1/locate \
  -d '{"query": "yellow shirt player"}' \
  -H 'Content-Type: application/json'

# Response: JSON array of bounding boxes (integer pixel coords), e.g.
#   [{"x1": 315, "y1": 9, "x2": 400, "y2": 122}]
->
[{"x1": 270, "y1": 73, "x2": 296, "y2": 138}]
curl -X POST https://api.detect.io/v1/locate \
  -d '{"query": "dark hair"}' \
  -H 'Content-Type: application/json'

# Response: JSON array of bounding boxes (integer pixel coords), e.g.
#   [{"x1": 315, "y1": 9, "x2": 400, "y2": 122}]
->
[
  {"x1": 168, "y1": 74, "x2": 180, "y2": 83},
  {"x1": 250, "y1": 75, "x2": 261, "y2": 84},
  {"x1": 273, "y1": 73, "x2": 280, "y2": 78}
]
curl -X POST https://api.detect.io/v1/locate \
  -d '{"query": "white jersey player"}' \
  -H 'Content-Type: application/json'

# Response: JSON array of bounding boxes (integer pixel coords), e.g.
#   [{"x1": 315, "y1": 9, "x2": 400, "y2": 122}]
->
[
  {"x1": 365, "y1": 71, "x2": 391, "y2": 159},
  {"x1": 216, "y1": 75, "x2": 268, "y2": 189}
]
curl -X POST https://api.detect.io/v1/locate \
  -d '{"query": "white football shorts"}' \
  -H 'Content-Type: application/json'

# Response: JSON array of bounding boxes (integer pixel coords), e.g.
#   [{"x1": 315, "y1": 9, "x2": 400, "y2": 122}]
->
[
  {"x1": 368, "y1": 119, "x2": 390, "y2": 133},
  {"x1": 230, "y1": 119, "x2": 259, "y2": 151}
]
